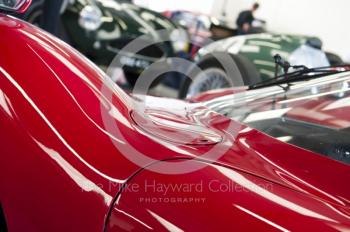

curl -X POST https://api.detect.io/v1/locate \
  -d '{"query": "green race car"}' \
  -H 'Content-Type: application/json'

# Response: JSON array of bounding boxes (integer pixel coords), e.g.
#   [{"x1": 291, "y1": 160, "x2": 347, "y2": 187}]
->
[
  {"x1": 179, "y1": 33, "x2": 343, "y2": 98},
  {"x1": 25, "y1": 0, "x2": 189, "y2": 87}
]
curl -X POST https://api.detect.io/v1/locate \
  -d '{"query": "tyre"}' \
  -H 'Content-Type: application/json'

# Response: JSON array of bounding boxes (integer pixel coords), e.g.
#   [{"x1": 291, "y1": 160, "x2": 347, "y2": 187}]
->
[
  {"x1": 179, "y1": 53, "x2": 261, "y2": 99},
  {"x1": 325, "y1": 52, "x2": 344, "y2": 66}
]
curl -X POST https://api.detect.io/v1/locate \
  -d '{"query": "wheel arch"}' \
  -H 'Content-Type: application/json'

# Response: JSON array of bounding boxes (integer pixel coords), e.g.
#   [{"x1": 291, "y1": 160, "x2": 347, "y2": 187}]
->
[{"x1": 179, "y1": 52, "x2": 261, "y2": 99}]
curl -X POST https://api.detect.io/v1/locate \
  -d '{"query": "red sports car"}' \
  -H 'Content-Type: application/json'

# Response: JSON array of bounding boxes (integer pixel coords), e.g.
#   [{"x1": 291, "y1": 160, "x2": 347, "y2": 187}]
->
[{"x1": 1, "y1": 1, "x2": 350, "y2": 232}]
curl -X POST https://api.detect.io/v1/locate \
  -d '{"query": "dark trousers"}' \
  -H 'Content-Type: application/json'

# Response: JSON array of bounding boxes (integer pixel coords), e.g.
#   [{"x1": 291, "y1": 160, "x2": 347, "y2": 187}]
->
[{"x1": 42, "y1": 0, "x2": 64, "y2": 36}]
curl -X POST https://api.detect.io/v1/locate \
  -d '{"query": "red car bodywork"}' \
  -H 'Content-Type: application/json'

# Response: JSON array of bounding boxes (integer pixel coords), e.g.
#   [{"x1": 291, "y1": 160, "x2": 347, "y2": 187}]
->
[{"x1": 0, "y1": 15, "x2": 350, "y2": 232}]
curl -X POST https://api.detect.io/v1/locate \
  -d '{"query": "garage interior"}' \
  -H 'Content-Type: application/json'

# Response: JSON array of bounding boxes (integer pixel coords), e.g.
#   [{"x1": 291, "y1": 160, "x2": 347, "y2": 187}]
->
[{"x1": 1, "y1": 0, "x2": 350, "y2": 231}]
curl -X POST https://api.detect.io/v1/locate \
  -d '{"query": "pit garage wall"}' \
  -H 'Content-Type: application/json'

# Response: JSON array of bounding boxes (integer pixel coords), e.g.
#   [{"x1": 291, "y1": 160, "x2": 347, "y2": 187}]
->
[
  {"x1": 212, "y1": 0, "x2": 350, "y2": 62},
  {"x1": 134, "y1": 0, "x2": 214, "y2": 14}
]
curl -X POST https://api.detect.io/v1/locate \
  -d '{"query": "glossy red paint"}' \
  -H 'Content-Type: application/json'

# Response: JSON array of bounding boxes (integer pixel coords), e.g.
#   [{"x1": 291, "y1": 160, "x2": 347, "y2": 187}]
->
[
  {"x1": 107, "y1": 160, "x2": 350, "y2": 231},
  {"x1": 286, "y1": 97, "x2": 350, "y2": 129},
  {"x1": 0, "y1": 14, "x2": 350, "y2": 232},
  {"x1": 189, "y1": 86, "x2": 247, "y2": 102}
]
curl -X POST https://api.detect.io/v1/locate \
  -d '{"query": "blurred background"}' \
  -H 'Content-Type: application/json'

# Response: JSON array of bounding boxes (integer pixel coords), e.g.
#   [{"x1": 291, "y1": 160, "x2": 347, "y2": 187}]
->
[
  {"x1": 16, "y1": 0, "x2": 350, "y2": 98},
  {"x1": 136, "y1": 0, "x2": 350, "y2": 60}
]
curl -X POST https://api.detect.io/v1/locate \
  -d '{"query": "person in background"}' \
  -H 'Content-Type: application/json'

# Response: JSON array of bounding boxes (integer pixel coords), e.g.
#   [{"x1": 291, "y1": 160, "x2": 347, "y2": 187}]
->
[
  {"x1": 236, "y1": 2, "x2": 260, "y2": 35},
  {"x1": 42, "y1": 0, "x2": 69, "y2": 37}
]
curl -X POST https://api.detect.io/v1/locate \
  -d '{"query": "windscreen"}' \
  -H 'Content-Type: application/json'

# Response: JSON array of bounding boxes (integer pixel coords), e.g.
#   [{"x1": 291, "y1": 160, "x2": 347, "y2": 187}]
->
[{"x1": 205, "y1": 73, "x2": 350, "y2": 165}]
